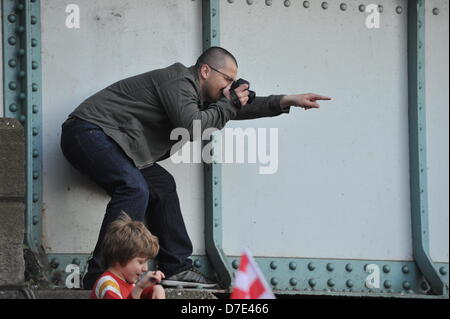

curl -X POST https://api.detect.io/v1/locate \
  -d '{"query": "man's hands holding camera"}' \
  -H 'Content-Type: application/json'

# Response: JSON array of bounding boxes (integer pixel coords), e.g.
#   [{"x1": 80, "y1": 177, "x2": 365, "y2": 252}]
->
[{"x1": 223, "y1": 79, "x2": 255, "y2": 108}]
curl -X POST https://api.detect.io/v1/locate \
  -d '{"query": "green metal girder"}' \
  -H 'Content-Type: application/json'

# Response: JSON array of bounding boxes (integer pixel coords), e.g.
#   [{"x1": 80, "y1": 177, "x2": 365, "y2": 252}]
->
[
  {"x1": 407, "y1": 0, "x2": 447, "y2": 296},
  {"x1": 202, "y1": 0, "x2": 234, "y2": 289},
  {"x1": 47, "y1": 253, "x2": 448, "y2": 298},
  {"x1": 2, "y1": 0, "x2": 43, "y2": 252}
]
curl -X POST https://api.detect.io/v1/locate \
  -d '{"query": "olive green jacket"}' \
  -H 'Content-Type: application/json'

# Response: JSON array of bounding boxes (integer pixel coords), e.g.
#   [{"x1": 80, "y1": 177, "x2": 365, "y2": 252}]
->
[{"x1": 69, "y1": 63, "x2": 290, "y2": 169}]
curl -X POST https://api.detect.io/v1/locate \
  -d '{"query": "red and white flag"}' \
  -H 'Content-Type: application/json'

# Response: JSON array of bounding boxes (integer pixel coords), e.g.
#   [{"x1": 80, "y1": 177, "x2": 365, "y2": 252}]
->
[{"x1": 230, "y1": 249, "x2": 276, "y2": 299}]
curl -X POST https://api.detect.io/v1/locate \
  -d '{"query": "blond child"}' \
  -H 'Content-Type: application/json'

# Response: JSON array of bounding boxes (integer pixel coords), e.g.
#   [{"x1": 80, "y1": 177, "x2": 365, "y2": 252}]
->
[{"x1": 90, "y1": 212, "x2": 166, "y2": 299}]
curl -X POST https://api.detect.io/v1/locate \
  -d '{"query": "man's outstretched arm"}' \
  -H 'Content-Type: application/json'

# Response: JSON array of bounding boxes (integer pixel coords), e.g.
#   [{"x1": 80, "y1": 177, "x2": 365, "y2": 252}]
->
[{"x1": 232, "y1": 92, "x2": 332, "y2": 121}]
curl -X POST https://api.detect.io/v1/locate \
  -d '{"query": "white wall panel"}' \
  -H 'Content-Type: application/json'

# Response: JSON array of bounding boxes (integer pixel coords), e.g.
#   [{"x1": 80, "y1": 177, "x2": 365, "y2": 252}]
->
[
  {"x1": 41, "y1": 0, "x2": 204, "y2": 254},
  {"x1": 425, "y1": 0, "x2": 449, "y2": 263},
  {"x1": 220, "y1": 0, "x2": 414, "y2": 260}
]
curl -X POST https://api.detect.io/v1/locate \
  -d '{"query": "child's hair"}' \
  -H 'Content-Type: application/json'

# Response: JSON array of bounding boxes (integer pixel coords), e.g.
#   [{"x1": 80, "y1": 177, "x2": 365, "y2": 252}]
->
[{"x1": 101, "y1": 212, "x2": 159, "y2": 269}]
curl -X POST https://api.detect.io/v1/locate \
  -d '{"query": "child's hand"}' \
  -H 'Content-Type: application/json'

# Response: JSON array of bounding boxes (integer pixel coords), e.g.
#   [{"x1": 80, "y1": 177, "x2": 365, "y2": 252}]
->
[
  {"x1": 152, "y1": 285, "x2": 166, "y2": 299},
  {"x1": 137, "y1": 270, "x2": 165, "y2": 290}
]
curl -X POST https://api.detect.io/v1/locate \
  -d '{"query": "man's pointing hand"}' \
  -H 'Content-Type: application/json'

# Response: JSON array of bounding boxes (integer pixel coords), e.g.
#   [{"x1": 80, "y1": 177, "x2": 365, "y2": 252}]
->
[{"x1": 281, "y1": 93, "x2": 332, "y2": 110}]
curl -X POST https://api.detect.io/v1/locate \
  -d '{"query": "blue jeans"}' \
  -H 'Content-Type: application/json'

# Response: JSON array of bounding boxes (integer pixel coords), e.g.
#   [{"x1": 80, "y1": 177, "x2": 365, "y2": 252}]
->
[{"x1": 60, "y1": 117, "x2": 193, "y2": 287}]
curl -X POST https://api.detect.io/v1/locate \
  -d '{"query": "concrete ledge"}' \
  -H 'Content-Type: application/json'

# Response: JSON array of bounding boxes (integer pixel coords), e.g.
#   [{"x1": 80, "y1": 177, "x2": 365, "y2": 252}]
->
[{"x1": 0, "y1": 288, "x2": 222, "y2": 299}]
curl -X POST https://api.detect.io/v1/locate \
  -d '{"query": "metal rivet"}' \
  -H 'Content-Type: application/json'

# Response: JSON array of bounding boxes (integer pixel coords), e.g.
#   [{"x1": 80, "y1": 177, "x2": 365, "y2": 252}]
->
[
  {"x1": 284, "y1": 0, "x2": 291, "y2": 7},
  {"x1": 289, "y1": 262, "x2": 297, "y2": 271},
  {"x1": 403, "y1": 281, "x2": 411, "y2": 290},
  {"x1": 270, "y1": 277, "x2": 278, "y2": 286},
  {"x1": 265, "y1": 0, "x2": 272, "y2": 6},
  {"x1": 396, "y1": 6, "x2": 403, "y2": 14},
  {"x1": 17, "y1": 25, "x2": 25, "y2": 33},
  {"x1": 270, "y1": 261, "x2": 278, "y2": 270},
  {"x1": 18, "y1": 49, "x2": 25, "y2": 56},
  {"x1": 32, "y1": 61, "x2": 39, "y2": 70},
  {"x1": 32, "y1": 38, "x2": 38, "y2": 47},
  {"x1": 384, "y1": 280, "x2": 392, "y2": 289},
  {"x1": 232, "y1": 260, "x2": 239, "y2": 269},
  {"x1": 9, "y1": 59, "x2": 17, "y2": 68},
  {"x1": 327, "y1": 279, "x2": 335, "y2": 287},
  {"x1": 383, "y1": 265, "x2": 391, "y2": 273},
  {"x1": 9, "y1": 82, "x2": 17, "y2": 90},
  {"x1": 303, "y1": 1, "x2": 310, "y2": 8},
  {"x1": 32, "y1": 216, "x2": 39, "y2": 225},
  {"x1": 33, "y1": 194, "x2": 39, "y2": 203},
  {"x1": 359, "y1": 4, "x2": 366, "y2": 12},
  {"x1": 8, "y1": 14, "x2": 17, "y2": 23},
  {"x1": 326, "y1": 263, "x2": 334, "y2": 272},
  {"x1": 308, "y1": 279, "x2": 316, "y2": 287},
  {"x1": 345, "y1": 264, "x2": 353, "y2": 272},
  {"x1": 340, "y1": 3, "x2": 347, "y2": 11},
  {"x1": 378, "y1": 5, "x2": 383, "y2": 13},
  {"x1": 194, "y1": 259, "x2": 202, "y2": 268},
  {"x1": 420, "y1": 281, "x2": 430, "y2": 291},
  {"x1": 72, "y1": 258, "x2": 81, "y2": 266},
  {"x1": 439, "y1": 267, "x2": 447, "y2": 276},
  {"x1": 321, "y1": 2, "x2": 328, "y2": 10},
  {"x1": 402, "y1": 266, "x2": 410, "y2": 274},
  {"x1": 308, "y1": 263, "x2": 315, "y2": 271},
  {"x1": 50, "y1": 258, "x2": 60, "y2": 269},
  {"x1": 33, "y1": 105, "x2": 39, "y2": 114},
  {"x1": 346, "y1": 280, "x2": 354, "y2": 288},
  {"x1": 32, "y1": 83, "x2": 38, "y2": 92},
  {"x1": 19, "y1": 115, "x2": 26, "y2": 124},
  {"x1": 17, "y1": 3, "x2": 25, "y2": 11},
  {"x1": 289, "y1": 278, "x2": 297, "y2": 286},
  {"x1": 33, "y1": 149, "x2": 39, "y2": 158},
  {"x1": 432, "y1": 8, "x2": 440, "y2": 15},
  {"x1": 18, "y1": 70, "x2": 25, "y2": 79},
  {"x1": 33, "y1": 128, "x2": 39, "y2": 136},
  {"x1": 31, "y1": 16, "x2": 38, "y2": 24},
  {"x1": 9, "y1": 104, "x2": 18, "y2": 113},
  {"x1": 33, "y1": 171, "x2": 39, "y2": 179},
  {"x1": 227, "y1": 0, "x2": 234, "y2": 3},
  {"x1": 246, "y1": 0, "x2": 254, "y2": 5},
  {"x1": 8, "y1": 36, "x2": 17, "y2": 46}
]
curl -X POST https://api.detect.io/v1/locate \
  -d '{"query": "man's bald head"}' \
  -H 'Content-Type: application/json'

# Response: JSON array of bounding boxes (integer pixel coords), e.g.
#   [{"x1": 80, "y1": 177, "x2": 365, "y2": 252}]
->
[{"x1": 196, "y1": 47, "x2": 238, "y2": 70}]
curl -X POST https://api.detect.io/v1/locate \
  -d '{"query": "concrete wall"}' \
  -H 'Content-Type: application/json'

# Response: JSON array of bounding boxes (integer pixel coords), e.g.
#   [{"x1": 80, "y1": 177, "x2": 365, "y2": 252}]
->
[{"x1": 0, "y1": 119, "x2": 25, "y2": 286}]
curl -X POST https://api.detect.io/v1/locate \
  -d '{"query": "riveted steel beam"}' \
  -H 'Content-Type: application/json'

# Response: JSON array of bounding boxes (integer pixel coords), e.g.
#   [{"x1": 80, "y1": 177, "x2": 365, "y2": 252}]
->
[
  {"x1": 407, "y1": 0, "x2": 447, "y2": 296},
  {"x1": 202, "y1": 0, "x2": 234, "y2": 289},
  {"x1": 2, "y1": 0, "x2": 43, "y2": 253},
  {"x1": 47, "y1": 253, "x2": 448, "y2": 298}
]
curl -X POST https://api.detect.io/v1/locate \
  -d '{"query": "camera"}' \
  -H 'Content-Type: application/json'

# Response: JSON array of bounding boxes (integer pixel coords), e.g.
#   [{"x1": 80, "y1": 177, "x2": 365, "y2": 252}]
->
[{"x1": 230, "y1": 78, "x2": 256, "y2": 108}]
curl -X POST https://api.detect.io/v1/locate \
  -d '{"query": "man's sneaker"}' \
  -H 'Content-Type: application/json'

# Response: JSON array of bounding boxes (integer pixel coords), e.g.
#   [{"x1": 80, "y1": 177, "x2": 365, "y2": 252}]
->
[{"x1": 161, "y1": 268, "x2": 219, "y2": 289}]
